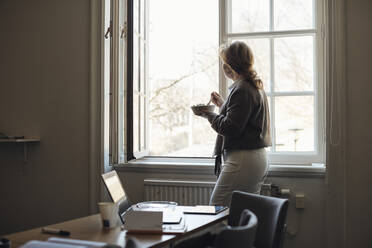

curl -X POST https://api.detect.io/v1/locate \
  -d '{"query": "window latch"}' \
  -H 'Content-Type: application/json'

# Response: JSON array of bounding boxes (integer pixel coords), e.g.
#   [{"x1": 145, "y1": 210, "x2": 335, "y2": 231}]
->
[{"x1": 104, "y1": 21, "x2": 112, "y2": 39}]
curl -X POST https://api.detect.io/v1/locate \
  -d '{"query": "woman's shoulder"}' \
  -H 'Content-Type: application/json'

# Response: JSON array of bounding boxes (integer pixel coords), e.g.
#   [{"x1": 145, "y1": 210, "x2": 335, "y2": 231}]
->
[
  {"x1": 234, "y1": 79, "x2": 259, "y2": 94},
  {"x1": 232, "y1": 79, "x2": 267, "y2": 103}
]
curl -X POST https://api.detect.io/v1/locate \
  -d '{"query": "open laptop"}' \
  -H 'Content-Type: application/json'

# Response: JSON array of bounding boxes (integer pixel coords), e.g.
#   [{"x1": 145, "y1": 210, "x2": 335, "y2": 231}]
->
[{"x1": 101, "y1": 171, "x2": 182, "y2": 224}]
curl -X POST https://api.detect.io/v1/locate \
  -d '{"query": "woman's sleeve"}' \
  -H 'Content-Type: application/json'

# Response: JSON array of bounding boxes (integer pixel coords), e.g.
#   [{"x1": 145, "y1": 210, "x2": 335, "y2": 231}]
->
[{"x1": 207, "y1": 89, "x2": 253, "y2": 137}]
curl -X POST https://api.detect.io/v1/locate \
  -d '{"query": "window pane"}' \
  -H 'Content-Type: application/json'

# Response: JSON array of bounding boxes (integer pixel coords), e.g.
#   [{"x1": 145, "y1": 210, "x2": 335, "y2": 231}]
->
[
  {"x1": 140, "y1": 40, "x2": 145, "y2": 92},
  {"x1": 133, "y1": 0, "x2": 139, "y2": 33},
  {"x1": 140, "y1": 0, "x2": 145, "y2": 35},
  {"x1": 274, "y1": 96, "x2": 314, "y2": 152},
  {"x1": 139, "y1": 0, "x2": 146, "y2": 93},
  {"x1": 232, "y1": 38, "x2": 271, "y2": 91},
  {"x1": 266, "y1": 96, "x2": 272, "y2": 152},
  {"x1": 133, "y1": 36, "x2": 139, "y2": 92},
  {"x1": 229, "y1": 0, "x2": 270, "y2": 33},
  {"x1": 140, "y1": 96, "x2": 145, "y2": 150},
  {"x1": 274, "y1": 36, "x2": 314, "y2": 92},
  {"x1": 148, "y1": 0, "x2": 218, "y2": 156},
  {"x1": 274, "y1": 0, "x2": 314, "y2": 31},
  {"x1": 133, "y1": 94, "x2": 139, "y2": 153}
]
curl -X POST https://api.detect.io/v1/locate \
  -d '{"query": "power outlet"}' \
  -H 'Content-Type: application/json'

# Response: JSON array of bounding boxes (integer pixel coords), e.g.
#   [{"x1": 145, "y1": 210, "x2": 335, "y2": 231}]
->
[{"x1": 295, "y1": 194, "x2": 305, "y2": 209}]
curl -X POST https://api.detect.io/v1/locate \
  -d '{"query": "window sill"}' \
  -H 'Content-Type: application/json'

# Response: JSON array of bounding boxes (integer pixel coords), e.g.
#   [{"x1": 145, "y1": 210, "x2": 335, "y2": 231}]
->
[{"x1": 113, "y1": 157, "x2": 325, "y2": 178}]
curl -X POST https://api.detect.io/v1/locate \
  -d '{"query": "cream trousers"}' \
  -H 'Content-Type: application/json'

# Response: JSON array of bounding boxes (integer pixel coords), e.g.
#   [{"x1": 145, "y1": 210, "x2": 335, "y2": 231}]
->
[{"x1": 209, "y1": 148, "x2": 269, "y2": 206}]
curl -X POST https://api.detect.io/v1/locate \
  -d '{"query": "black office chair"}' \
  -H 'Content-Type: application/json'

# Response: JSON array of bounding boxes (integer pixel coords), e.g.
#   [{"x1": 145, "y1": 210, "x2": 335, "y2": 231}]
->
[
  {"x1": 124, "y1": 237, "x2": 141, "y2": 248},
  {"x1": 174, "y1": 209, "x2": 257, "y2": 248},
  {"x1": 229, "y1": 191, "x2": 289, "y2": 248},
  {"x1": 213, "y1": 209, "x2": 258, "y2": 248}
]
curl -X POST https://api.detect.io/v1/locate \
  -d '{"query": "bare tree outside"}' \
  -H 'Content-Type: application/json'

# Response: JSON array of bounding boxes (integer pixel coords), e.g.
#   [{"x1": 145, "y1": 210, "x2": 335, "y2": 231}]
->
[{"x1": 147, "y1": 0, "x2": 218, "y2": 156}]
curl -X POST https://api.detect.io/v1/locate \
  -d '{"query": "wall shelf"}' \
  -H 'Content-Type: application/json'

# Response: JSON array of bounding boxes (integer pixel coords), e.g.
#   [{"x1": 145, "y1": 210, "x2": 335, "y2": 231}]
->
[
  {"x1": 0, "y1": 138, "x2": 40, "y2": 162},
  {"x1": 0, "y1": 138, "x2": 40, "y2": 143}
]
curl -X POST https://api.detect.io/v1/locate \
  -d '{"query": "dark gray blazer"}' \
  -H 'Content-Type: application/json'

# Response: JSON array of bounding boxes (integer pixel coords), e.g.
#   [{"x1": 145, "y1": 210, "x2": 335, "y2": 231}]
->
[{"x1": 207, "y1": 79, "x2": 271, "y2": 156}]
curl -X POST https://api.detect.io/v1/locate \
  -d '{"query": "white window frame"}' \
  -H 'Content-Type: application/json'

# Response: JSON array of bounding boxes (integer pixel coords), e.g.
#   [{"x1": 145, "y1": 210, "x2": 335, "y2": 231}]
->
[
  {"x1": 108, "y1": 0, "x2": 326, "y2": 166},
  {"x1": 219, "y1": 0, "x2": 326, "y2": 165}
]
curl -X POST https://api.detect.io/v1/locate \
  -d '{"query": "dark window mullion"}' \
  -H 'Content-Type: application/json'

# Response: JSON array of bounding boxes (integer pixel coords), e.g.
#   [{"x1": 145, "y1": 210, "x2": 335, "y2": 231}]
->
[{"x1": 126, "y1": 0, "x2": 136, "y2": 161}]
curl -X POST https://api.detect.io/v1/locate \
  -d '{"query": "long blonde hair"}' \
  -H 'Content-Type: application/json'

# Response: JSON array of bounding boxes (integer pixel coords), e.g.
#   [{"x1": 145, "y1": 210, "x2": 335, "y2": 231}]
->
[{"x1": 219, "y1": 41, "x2": 263, "y2": 89}]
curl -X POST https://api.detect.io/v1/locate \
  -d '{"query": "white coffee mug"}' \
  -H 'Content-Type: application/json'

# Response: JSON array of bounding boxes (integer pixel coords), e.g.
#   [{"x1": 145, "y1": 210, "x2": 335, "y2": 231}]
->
[{"x1": 98, "y1": 202, "x2": 119, "y2": 228}]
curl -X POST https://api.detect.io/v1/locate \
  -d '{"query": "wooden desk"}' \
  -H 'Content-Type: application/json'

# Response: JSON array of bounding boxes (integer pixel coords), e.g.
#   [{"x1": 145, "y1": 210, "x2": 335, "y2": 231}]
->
[{"x1": 5, "y1": 210, "x2": 229, "y2": 248}]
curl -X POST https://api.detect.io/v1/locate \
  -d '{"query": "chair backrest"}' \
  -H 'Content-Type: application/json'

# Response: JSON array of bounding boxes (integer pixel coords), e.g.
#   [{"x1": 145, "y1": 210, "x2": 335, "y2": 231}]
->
[
  {"x1": 214, "y1": 209, "x2": 258, "y2": 248},
  {"x1": 228, "y1": 191, "x2": 289, "y2": 248},
  {"x1": 124, "y1": 237, "x2": 141, "y2": 248}
]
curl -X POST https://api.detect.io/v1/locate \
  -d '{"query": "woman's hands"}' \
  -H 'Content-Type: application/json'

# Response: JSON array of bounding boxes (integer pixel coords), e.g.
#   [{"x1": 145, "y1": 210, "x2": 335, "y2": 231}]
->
[
  {"x1": 210, "y1": 91, "x2": 224, "y2": 107},
  {"x1": 192, "y1": 91, "x2": 224, "y2": 120}
]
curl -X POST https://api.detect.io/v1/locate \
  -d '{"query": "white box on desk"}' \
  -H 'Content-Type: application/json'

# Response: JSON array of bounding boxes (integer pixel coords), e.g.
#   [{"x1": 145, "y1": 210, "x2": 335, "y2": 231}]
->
[{"x1": 123, "y1": 209, "x2": 163, "y2": 232}]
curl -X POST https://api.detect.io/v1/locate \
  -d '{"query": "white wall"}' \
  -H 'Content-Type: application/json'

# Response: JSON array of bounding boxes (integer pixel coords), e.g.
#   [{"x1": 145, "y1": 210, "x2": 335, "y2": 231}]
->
[
  {"x1": 345, "y1": 0, "x2": 372, "y2": 247},
  {"x1": 0, "y1": 0, "x2": 91, "y2": 235}
]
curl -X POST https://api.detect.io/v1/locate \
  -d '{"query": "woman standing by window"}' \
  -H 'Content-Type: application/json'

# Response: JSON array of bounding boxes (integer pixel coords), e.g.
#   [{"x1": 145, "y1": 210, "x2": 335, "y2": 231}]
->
[{"x1": 194, "y1": 41, "x2": 271, "y2": 206}]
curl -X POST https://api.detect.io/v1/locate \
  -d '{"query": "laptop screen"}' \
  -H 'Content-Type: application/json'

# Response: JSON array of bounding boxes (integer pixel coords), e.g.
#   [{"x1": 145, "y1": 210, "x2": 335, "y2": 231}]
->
[
  {"x1": 102, "y1": 170, "x2": 126, "y2": 203},
  {"x1": 101, "y1": 170, "x2": 131, "y2": 222}
]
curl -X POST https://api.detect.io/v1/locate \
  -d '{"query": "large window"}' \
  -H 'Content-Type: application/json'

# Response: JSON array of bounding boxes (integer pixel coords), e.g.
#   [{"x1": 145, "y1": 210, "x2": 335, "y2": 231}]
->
[
  {"x1": 223, "y1": 0, "x2": 325, "y2": 165},
  {"x1": 109, "y1": 0, "x2": 325, "y2": 165}
]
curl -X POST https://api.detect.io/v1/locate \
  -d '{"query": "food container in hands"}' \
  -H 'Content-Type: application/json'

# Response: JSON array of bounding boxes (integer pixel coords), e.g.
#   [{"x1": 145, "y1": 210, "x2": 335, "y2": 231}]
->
[{"x1": 191, "y1": 104, "x2": 215, "y2": 116}]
